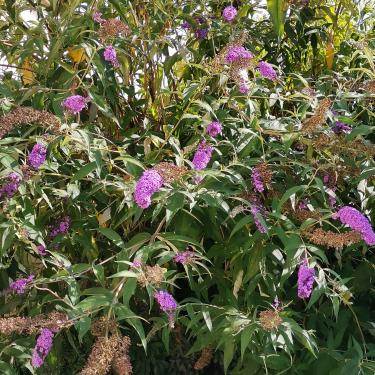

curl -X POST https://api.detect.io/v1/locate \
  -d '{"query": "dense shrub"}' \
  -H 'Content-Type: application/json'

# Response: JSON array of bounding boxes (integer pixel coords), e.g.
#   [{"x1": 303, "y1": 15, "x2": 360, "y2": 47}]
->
[{"x1": 0, "y1": 0, "x2": 374, "y2": 374}]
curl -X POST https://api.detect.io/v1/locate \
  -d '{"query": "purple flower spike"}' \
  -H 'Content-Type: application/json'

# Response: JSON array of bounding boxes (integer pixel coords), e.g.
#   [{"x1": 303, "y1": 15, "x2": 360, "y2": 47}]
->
[
  {"x1": 297, "y1": 259, "x2": 315, "y2": 299},
  {"x1": 223, "y1": 6, "x2": 237, "y2": 22},
  {"x1": 49, "y1": 216, "x2": 71, "y2": 238},
  {"x1": 239, "y1": 83, "x2": 250, "y2": 94},
  {"x1": 258, "y1": 61, "x2": 277, "y2": 81},
  {"x1": 28, "y1": 143, "x2": 47, "y2": 170},
  {"x1": 155, "y1": 290, "x2": 177, "y2": 312},
  {"x1": 31, "y1": 328, "x2": 54, "y2": 368},
  {"x1": 192, "y1": 141, "x2": 213, "y2": 170},
  {"x1": 332, "y1": 121, "x2": 351, "y2": 135},
  {"x1": 334, "y1": 206, "x2": 375, "y2": 246},
  {"x1": 251, "y1": 167, "x2": 264, "y2": 193},
  {"x1": 206, "y1": 121, "x2": 222, "y2": 137},
  {"x1": 93, "y1": 12, "x2": 103, "y2": 23},
  {"x1": 134, "y1": 169, "x2": 164, "y2": 209},
  {"x1": 63, "y1": 95, "x2": 88, "y2": 114},
  {"x1": 225, "y1": 47, "x2": 254, "y2": 64},
  {"x1": 37, "y1": 245, "x2": 47, "y2": 256},
  {"x1": 195, "y1": 28, "x2": 208, "y2": 40},
  {"x1": 0, "y1": 172, "x2": 21, "y2": 199},
  {"x1": 104, "y1": 45, "x2": 119, "y2": 67},
  {"x1": 250, "y1": 205, "x2": 267, "y2": 233},
  {"x1": 9, "y1": 275, "x2": 34, "y2": 295},
  {"x1": 174, "y1": 251, "x2": 194, "y2": 265}
]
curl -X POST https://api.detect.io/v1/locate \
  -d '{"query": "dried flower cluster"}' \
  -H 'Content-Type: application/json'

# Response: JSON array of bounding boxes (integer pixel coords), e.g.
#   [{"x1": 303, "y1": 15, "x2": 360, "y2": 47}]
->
[
  {"x1": 0, "y1": 312, "x2": 71, "y2": 335},
  {"x1": 194, "y1": 347, "x2": 213, "y2": 370},
  {"x1": 111, "y1": 336, "x2": 132, "y2": 375},
  {"x1": 0, "y1": 107, "x2": 61, "y2": 138},
  {"x1": 303, "y1": 228, "x2": 362, "y2": 250},
  {"x1": 137, "y1": 264, "x2": 165, "y2": 287},
  {"x1": 152, "y1": 162, "x2": 188, "y2": 184},
  {"x1": 301, "y1": 98, "x2": 332, "y2": 133},
  {"x1": 90, "y1": 317, "x2": 118, "y2": 337},
  {"x1": 99, "y1": 18, "x2": 130, "y2": 40},
  {"x1": 80, "y1": 336, "x2": 121, "y2": 375},
  {"x1": 258, "y1": 309, "x2": 283, "y2": 331},
  {"x1": 313, "y1": 134, "x2": 375, "y2": 158}
]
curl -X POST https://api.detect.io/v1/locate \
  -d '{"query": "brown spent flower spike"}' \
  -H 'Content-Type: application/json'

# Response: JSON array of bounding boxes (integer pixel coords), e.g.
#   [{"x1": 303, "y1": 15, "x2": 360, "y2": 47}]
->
[
  {"x1": 91, "y1": 317, "x2": 118, "y2": 337},
  {"x1": 99, "y1": 18, "x2": 130, "y2": 40},
  {"x1": 137, "y1": 264, "x2": 165, "y2": 287},
  {"x1": 0, "y1": 312, "x2": 71, "y2": 335},
  {"x1": 0, "y1": 107, "x2": 61, "y2": 138},
  {"x1": 301, "y1": 98, "x2": 332, "y2": 133},
  {"x1": 80, "y1": 336, "x2": 122, "y2": 375},
  {"x1": 194, "y1": 347, "x2": 213, "y2": 370},
  {"x1": 303, "y1": 228, "x2": 362, "y2": 250},
  {"x1": 152, "y1": 162, "x2": 188, "y2": 184},
  {"x1": 111, "y1": 336, "x2": 132, "y2": 375},
  {"x1": 313, "y1": 134, "x2": 375, "y2": 158},
  {"x1": 256, "y1": 162, "x2": 272, "y2": 186},
  {"x1": 259, "y1": 309, "x2": 283, "y2": 331}
]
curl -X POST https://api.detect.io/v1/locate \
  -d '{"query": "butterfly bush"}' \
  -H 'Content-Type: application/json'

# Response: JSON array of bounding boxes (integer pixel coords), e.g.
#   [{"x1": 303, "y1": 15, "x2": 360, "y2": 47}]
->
[{"x1": 0, "y1": 1, "x2": 374, "y2": 374}]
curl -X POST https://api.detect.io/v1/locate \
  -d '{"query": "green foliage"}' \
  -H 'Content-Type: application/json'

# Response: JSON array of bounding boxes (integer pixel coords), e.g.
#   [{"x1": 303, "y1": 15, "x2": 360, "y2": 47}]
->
[{"x1": 0, "y1": 0, "x2": 374, "y2": 374}]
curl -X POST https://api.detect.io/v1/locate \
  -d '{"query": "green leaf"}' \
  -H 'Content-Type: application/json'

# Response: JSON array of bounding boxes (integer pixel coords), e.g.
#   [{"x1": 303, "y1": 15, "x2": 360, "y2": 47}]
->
[
  {"x1": 76, "y1": 295, "x2": 112, "y2": 312},
  {"x1": 241, "y1": 325, "x2": 256, "y2": 360},
  {"x1": 267, "y1": 0, "x2": 286, "y2": 38},
  {"x1": 76, "y1": 316, "x2": 91, "y2": 341},
  {"x1": 99, "y1": 228, "x2": 125, "y2": 248},
  {"x1": 71, "y1": 161, "x2": 97, "y2": 181},
  {"x1": 224, "y1": 340, "x2": 235, "y2": 374},
  {"x1": 109, "y1": 270, "x2": 138, "y2": 279}
]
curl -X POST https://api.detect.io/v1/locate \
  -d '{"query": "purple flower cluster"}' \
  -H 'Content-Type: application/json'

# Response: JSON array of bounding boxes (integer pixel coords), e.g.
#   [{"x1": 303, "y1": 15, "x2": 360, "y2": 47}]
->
[
  {"x1": 174, "y1": 251, "x2": 194, "y2": 265},
  {"x1": 155, "y1": 290, "x2": 177, "y2": 312},
  {"x1": 258, "y1": 61, "x2": 277, "y2": 81},
  {"x1": 9, "y1": 275, "x2": 34, "y2": 295},
  {"x1": 222, "y1": 6, "x2": 237, "y2": 22},
  {"x1": 0, "y1": 172, "x2": 21, "y2": 199},
  {"x1": 334, "y1": 206, "x2": 375, "y2": 246},
  {"x1": 206, "y1": 121, "x2": 222, "y2": 137},
  {"x1": 63, "y1": 95, "x2": 88, "y2": 114},
  {"x1": 49, "y1": 216, "x2": 71, "y2": 238},
  {"x1": 93, "y1": 12, "x2": 103, "y2": 23},
  {"x1": 192, "y1": 141, "x2": 213, "y2": 170},
  {"x1": 225, "y1": 47, "x2": 254, "y2": 64},
  {"x1": 103, "y1": 46, "x2": 119, "y2": 67},
  {"x1": 297, "y1": 259, "x2": 315, "y2": 299},
  {"x1": 134, "y1": 169, "x2": 164, "y2": 209},
  {"x1": 250, "y1": 205, "x2": 267, "y2": 233},
  {"x1": 181, "y1": 21, "x2": 191, "y2": 29},
  {"x1": 251, "y1": 167, "x2": 264, "y2": 192},
  {"x1": 28, "y1": 143, "x2": 47, "y2": 170},
  {"x1": 31, "y1": 328, "x2": 54, "y2": 368},
  {"x1": 239, "y1": 83, "x2": 250, "y2": 94},
  {"x1": 37, "y1": 245, "x2": 47, "y2": 256},
  {"x1": 332, "y1": 121, "x2": 351, "y2": 135},
  {"x1": 195, "y1": 28, "x2": 208, "y2": 40}
]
